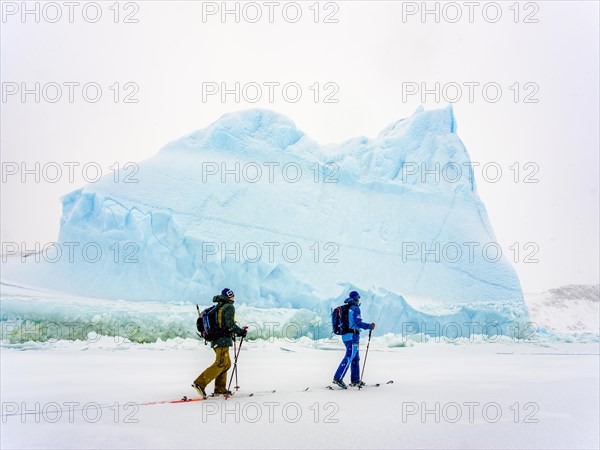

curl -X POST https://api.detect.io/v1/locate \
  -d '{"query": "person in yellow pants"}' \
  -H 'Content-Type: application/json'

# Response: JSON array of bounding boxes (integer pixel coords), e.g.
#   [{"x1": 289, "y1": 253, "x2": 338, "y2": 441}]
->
[{"x1": 193, "y1": 288, "x2": 247, "y2": 397}]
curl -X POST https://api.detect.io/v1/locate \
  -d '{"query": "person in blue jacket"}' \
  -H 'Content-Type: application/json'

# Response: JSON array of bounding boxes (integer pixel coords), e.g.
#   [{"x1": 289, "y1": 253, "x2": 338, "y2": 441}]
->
[{"x1": 333, "y1": 290, "x2": 375, "y2": 388}]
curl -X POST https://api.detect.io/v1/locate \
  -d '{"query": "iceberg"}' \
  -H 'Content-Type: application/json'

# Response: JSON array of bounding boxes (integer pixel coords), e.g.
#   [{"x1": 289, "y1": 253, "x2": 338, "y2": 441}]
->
[{"x1": 1, "y1": 106, "x2": 527, "y2": 336}]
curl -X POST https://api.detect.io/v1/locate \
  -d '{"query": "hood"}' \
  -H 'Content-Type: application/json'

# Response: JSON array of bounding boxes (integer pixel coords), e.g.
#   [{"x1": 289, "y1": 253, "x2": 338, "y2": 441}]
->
[{"x1": 213, "y1": 294, "x2": 231, "y2": 304}]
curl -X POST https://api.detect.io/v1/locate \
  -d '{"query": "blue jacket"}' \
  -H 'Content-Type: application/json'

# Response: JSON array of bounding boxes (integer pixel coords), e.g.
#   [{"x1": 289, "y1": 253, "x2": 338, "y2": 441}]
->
[{"x1": 342, "y1": 299, "x2": 372, "y2": 343}]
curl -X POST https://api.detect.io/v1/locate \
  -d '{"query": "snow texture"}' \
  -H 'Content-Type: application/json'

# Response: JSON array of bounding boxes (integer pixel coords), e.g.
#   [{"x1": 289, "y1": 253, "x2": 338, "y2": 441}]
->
[{"x1": 2, "y1": 341, "x2": 599, "y2": 449}]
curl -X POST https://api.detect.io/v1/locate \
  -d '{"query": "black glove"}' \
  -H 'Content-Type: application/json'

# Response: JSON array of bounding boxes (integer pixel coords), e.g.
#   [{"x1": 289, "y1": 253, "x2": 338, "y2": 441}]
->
[{"x1": 238, "y1": 328, "x2": 248, "y2": 338}]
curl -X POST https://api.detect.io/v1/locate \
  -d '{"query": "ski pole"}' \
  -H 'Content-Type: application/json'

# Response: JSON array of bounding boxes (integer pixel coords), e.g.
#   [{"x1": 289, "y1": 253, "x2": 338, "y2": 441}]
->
[
  {"x1": 233, "y1": 337, "x2": 239, "y2": 389},
  {"x1": 227, "y1": 327, "x2": 247, "y2": 391},
  {"x1": 359, "y1": 329, "x2": 373, "y2": 390},
  {"x1": 234, "y1": 329, "x2": 248, "y2": 388},
  {"x1": 234, "y1": 338, "x2": 240, "y2": 390},
  {"x1": 227, "y1": 336, "x2": 243, "y2": 391}
]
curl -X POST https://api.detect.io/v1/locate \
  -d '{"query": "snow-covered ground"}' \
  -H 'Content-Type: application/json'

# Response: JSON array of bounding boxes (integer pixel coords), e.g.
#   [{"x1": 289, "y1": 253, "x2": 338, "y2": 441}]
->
[
  {"x1": 1, "y1": 340, "x2": 598, "y2": 449},
  {"x1": 1, "y1": 282, "x2": 598, "y2": 448},
  {"x1": 526, "y1": 285, "x2": 600, "y2": 333}
]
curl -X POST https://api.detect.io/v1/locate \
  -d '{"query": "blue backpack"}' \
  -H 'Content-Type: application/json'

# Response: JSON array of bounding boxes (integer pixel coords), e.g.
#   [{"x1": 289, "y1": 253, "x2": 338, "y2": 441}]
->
[
  {"x1": 196, "y1": 304, "x2": 226, "y2": 342},
  {"x1": 332, "y1": 304, "x2": 352, "y2": 335}
]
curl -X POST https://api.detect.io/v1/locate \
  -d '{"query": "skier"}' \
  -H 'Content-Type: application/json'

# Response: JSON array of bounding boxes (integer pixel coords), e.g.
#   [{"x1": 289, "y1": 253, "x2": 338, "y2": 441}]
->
[
  {"x1": 192, "y1": 288, "x2": 247, "y2": 398},
  {"x1": 333, "y1": 290, "x2": 375, "y2": 389}
]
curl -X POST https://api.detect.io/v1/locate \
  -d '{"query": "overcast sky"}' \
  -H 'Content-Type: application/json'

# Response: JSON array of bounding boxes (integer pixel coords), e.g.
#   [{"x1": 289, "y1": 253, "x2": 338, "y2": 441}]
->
[{"x1": 1, "y1": 1, "x2": 598, "y2": 293}]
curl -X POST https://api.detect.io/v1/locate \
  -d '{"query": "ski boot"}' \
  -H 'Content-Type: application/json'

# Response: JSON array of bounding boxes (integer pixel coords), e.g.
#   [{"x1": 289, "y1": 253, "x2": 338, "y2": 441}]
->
[
  {"x1": 332, "y1": 378, "x2": 347, "y2": 389},
  {"x1": 349, "y1": 380, "x2": 366, "y2": 388},
  {"x1": 213, "y1": 389, "x2": 234, "y2": 398},
  {"x1": 192, "y1": 383, "x2": 208, "y2": 399}
]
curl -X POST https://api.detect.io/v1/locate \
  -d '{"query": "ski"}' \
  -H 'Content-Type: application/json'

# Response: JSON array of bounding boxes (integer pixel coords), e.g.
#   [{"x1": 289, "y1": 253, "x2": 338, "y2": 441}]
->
[
  {"x1": 365, "y1": 380, "x2": 394, "y2": 388},
  {"x1": 143, "y1": 396, "x2": 203, "y2": 405},
  {"x1": 139, "y1": 388, "x2": 278, "y2": 406},
  {"x1": 224, "y1": 389, "x2": 276, "y2": 399},
  {"x1": 319, "y1": 380, "x2": 393, "y2": 391}
]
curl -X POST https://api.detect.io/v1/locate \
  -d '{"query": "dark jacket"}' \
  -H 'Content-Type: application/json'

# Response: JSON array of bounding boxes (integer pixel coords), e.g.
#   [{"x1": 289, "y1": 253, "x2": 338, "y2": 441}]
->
[{"x1": 211, "y1": 294, "x2": 245, "y2": 348}]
